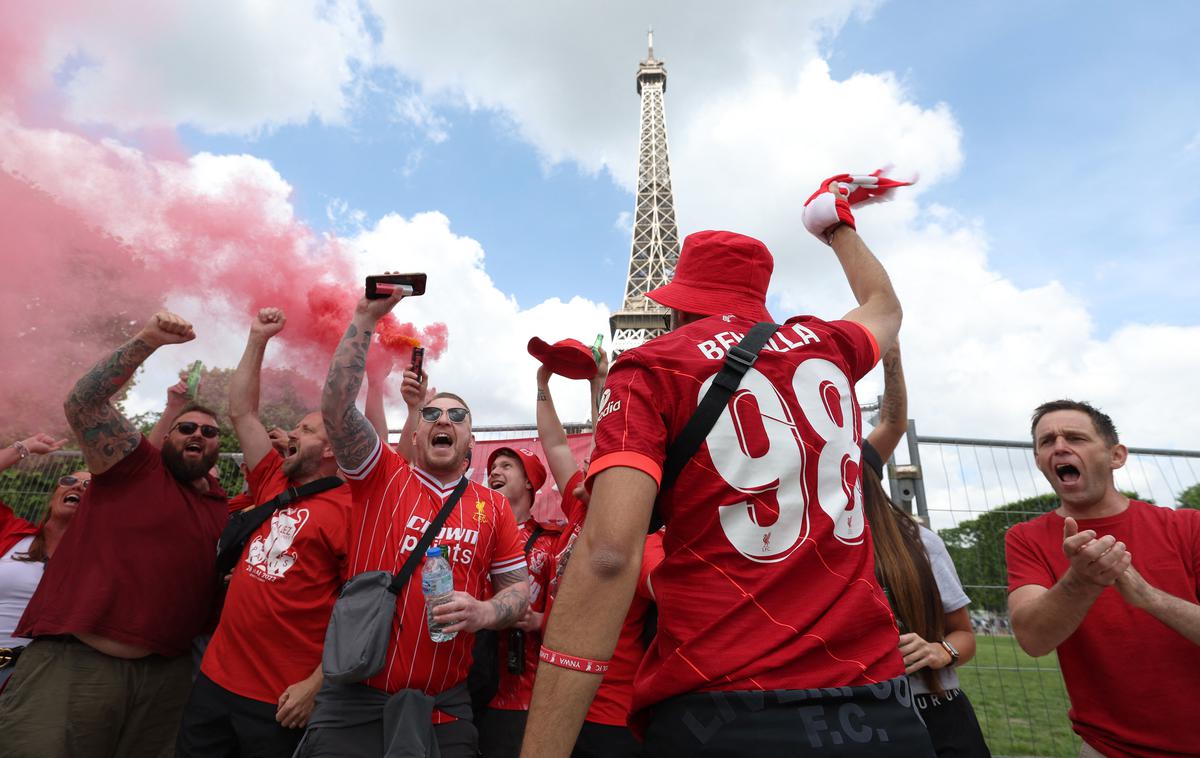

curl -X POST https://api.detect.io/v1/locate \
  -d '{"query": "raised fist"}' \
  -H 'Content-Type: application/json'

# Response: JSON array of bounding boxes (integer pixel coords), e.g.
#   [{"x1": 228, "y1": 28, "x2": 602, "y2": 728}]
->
[
  {"x1": 251, "y1": 307, "x2": 287, "y2": 339},
  {"x1": 140, "y1": 311, "x2": 196, "y2": 347},
  {"x1": 803, "y1": 168, "x2": 914, "y2": 244}
]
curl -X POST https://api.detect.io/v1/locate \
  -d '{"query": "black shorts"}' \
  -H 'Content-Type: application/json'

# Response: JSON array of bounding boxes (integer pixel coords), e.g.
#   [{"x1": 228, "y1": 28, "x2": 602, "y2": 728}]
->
[
  {"x1": 643, "y1": 677, "x2": 936, "y2": 757},
  {"x1": 479, "y1": 707, "x2": 527, "y2": 758},
  {"x1": 176, "y1": 671, "x2": 303, "y2": 758},
  {"x1": 913, "y1": 689, "x2": 992, "y2": 758}
]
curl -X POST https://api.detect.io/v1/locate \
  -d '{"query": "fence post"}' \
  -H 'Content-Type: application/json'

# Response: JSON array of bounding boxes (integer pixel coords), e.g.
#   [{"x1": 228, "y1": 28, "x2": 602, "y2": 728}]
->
[{"x1": 887, "y1": 418, "x2": 929, "y2": 522}]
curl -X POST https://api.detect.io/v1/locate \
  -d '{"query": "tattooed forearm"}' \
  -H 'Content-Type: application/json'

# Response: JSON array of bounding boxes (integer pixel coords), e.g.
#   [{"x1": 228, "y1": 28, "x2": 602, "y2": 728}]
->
[
  {"x1": 321, "y1": 322, "x2": 380, "y2": 471},
  {"x1": 878, "y1": 347, "x2": 906, "y2": 427},
  {"x1": 488, "y1": 568, "x2": 530, "y2": 629},
  {"x1": 64, "y1": 337, "x2": 154, "y2": 472}
]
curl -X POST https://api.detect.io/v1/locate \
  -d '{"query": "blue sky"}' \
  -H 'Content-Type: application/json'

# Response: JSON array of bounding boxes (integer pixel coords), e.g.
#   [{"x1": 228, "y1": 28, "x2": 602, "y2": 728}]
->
[
  {"x1": 11, "y1": 0, "x2": 1197, "y2": 447},
  {"x1": 175, "y1": 2, "x2": 1198, "y2": 337}
]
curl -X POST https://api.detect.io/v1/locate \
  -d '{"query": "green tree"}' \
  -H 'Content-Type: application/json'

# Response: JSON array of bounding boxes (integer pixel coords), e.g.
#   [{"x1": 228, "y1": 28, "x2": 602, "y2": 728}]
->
[
  {"x1": 1179, "y1": 482, "x2": 1200, "y2": 510},
  {"x1": 938, "y1": 493, "x2": 1061, "y2": 612}
]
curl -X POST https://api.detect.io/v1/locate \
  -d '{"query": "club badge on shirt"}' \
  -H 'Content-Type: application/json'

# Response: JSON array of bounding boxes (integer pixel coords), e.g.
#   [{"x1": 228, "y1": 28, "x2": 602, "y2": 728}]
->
[{"x1": 473, "y1": 501, "x2": 488, "y2": 524}]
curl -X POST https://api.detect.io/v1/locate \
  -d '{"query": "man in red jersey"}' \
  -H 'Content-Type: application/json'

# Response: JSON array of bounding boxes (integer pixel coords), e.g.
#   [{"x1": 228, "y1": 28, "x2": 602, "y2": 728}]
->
[
  {"x1": 301, "y1": 287, "x2": 529, "y2": 758},
  {"x1": 523, "y1": 183, "x2": 934, "y2": 757},
  {"x1": 0, "y1": 311, "x2": 228, "y2": 757},
  {"x1": 531, "y1": 350, "x2": 663, "y2": 757},
  {"x1": 1007, "y1": 400, "x2": 1200, "y2": 758},
  {"x1": 176, "y1": 307, "x2": 354, "y2": 758},
  {"x1": 477, "y1": 446, "x2": 559, "y2": 757}
]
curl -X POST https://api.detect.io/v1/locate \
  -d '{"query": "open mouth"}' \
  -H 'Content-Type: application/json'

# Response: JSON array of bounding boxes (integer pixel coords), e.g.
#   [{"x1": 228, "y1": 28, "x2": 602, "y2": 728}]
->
[
  {"x1": 432, "y1": 433, "x2": 453, "y2": 449},
  {"x1": 63, "y1": 493, "x2": 82, "y2": 505},
  {"x1": 488, "y1": 476, "x2": 504, "y2": 489},
  {"x1": 287, "y1": 445, "x2": 299, "y2": 458},
  {"x1": 1055, "y1": 463, "x2": 1081, "y2": 485},
  {"x1": 184, "y1": 441, "x2": 205, "y2": 455}
]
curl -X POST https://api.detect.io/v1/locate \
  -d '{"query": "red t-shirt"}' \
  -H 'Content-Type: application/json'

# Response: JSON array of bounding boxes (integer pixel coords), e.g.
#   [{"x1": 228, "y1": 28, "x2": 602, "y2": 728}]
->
[
  {"x1": 344, "y1": 440, "x2": 525, "y2": 720},
  {"x1": 1006, "y1": 500, "x2": 1200, "y2": 757},
  {"x1": 588, "y1": 314, "x2": 900, "y2": 718},
  {"x1": 537, "y1": 471, "x2": 665, "y2": 726},
  {"x1": 488, "y1": 519, "x2": 559, "y2": 712},
  {"x1": 201, "y1": 451, "x2": 352, "y2": 703},
  {"x1": 16, "y1": 437, "x2": 228, "y2": 656},
  {"x1": 0, "y1": 499, "x2": 37, "y2": 556}
]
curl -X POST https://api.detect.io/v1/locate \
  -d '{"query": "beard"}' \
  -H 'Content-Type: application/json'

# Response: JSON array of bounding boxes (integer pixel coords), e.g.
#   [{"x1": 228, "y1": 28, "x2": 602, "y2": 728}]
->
[
  {"x1": 281, "y1": 445, "x2": 321, "y2": 481},
  {"x1": 161, "y1": 442, "x2": 219, "y2": 483}
]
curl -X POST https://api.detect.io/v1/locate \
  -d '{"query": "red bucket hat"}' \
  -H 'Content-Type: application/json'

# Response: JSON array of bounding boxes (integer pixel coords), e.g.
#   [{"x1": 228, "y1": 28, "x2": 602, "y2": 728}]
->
[
  {"x1": 646, "y1": 230, "x2": 774, "y2": 321},
  {"x1": 486, "y1": 446, "x2": 547, "y2": 493},
  {"x1": 527, "y1": 337, "x2": 598, "y2": 380}
]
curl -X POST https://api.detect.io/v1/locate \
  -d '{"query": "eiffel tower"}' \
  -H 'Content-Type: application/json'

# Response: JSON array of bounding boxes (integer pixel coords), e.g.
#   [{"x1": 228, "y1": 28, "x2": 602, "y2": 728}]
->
[{"x1": 609, "y1": 30, "x2": 681, "y2": 356}]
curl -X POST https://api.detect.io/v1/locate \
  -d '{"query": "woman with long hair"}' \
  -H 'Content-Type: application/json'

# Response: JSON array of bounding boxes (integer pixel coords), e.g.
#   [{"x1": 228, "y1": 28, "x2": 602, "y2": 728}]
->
[
  {"x1": 0, "y1": 433, "x2": 85, "y2": 688},
  {"x1": 864, "y1": 347, "x2": 990, "y2": 758}
]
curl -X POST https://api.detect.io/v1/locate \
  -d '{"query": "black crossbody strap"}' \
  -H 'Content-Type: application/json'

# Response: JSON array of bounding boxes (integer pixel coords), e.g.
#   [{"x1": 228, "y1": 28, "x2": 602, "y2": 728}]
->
[
  {"x1": 216, "y1": 475, "x2": 344, "y2": 560},
  {"x1": 523, "y1": 525, "x2": 544, "y2": 555},
  {"x1": 651, "y1": 322, "x2": 779, "y2": 531},
  {"x1": 388, "y1": 476, "x2": 471, "y2": 594}
]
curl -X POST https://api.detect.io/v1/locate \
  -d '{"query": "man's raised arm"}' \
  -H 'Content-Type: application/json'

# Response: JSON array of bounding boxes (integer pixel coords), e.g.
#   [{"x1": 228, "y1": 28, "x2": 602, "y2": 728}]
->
[
  {"x1": 866, "y1": 343, "x2": 906, "y2": 461},
  {"x1": 64, "y1": 311, "x2": 195, "y2": 475},
  {"x1": 321, "y1": 288, "x2": 406, "y2": 472},
  {"x1": 830, "y1": 224, "x2": 902, "y2": 357},
  {"x1": 229, "y1": 308, "x2": 286, "y2": 471}
]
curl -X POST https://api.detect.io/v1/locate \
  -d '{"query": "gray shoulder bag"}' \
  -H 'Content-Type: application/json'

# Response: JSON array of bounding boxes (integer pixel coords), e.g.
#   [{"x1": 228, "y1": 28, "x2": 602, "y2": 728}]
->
[{"x1": 323, "y1": 476, "x2": 470, "y2": 684}]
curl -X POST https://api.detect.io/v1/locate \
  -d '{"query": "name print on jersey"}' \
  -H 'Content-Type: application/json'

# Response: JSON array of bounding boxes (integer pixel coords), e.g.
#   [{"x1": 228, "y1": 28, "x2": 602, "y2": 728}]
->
[
  {"x1": 696, "y1": 322, "x2": 822, "y2": 361},
  {"x1": 244, "y1": 507, "x2": 310, "y2": 582},
  {"x1": 402, "y1": 513, "x2": 477, "y2": 565}
]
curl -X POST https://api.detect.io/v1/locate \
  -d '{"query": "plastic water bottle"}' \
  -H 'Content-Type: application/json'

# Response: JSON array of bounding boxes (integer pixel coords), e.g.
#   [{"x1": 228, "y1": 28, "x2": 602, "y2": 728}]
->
[{"x1": 422, "y1": 546, "x2": 457, "y2": 642}]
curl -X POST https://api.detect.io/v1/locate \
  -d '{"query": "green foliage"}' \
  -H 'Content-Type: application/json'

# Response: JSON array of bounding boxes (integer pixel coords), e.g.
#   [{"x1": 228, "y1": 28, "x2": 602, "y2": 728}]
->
[
  {"x1": 938, "y1": 493, "x2": 1060, "y2": 612},
  {"x1": 1179, "y1": 482, "x2": 1200, "y2": 510}
]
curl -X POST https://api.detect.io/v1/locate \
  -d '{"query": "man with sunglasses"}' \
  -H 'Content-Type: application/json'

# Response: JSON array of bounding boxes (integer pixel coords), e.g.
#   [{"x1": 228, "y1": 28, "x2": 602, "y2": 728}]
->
[
  {"x1": 177, "y1": 307, "x2": 354, "y2": 758},
  {"x1": 0, "y1": 310, "x2": 229, "y2": 758},
  {"x1": 301, "y1": 288, "x2": 528, "y2": 758}
]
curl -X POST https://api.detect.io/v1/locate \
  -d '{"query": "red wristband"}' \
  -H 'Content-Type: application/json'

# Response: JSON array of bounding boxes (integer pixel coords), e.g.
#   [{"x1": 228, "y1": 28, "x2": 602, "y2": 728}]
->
[{"x1": 539, "y1": 645, "x2": 610, "y2": 675}]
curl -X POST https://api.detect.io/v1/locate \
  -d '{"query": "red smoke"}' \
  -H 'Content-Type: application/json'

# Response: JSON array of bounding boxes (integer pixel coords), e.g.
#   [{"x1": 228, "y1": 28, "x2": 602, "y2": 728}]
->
[{"x1": 0, "y1": 16, "x2": 446, "y2": 438}]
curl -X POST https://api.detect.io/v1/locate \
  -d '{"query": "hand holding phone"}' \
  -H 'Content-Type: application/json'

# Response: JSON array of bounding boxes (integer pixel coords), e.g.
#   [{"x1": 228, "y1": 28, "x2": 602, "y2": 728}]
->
[{"x1": 365, "y1": 273, "x2": 427, "y2": 300}]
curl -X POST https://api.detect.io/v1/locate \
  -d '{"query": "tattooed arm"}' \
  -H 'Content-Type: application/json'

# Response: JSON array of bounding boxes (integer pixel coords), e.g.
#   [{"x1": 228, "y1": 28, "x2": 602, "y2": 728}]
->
[
  {"x1": 432, "y1": 568, "x2": 531, "y2": 633},
  {"x1": 64, "y1": 311, "x2": 196, "y2": 475},
  {"x1": 866, "y1": 343, "x2": 907, "y2": 461},
  {"x1": 320, "y1": 289, "x2": 407, "y2": 472}
]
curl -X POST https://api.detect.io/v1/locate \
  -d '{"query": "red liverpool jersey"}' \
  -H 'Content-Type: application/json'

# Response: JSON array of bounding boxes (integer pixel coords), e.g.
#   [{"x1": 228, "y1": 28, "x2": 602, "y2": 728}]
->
[
  {"x1": 588, "y1": 313, "x2": 901, "y2": 718},
  {"x1": 488, "y1": 520, "x2": 559, "y2": 712},
  {"x1": 202, "y1": 450, "x2": 352, "y2": 704},
  {"x1": 344, "y1": 441, "x2": 525, "y2": 719}
]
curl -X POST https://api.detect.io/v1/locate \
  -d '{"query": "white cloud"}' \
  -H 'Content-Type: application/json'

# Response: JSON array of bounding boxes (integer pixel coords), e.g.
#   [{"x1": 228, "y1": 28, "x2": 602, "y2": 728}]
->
[{"x1": 39, "y1": 0, "x2": 373, "y2": 133}]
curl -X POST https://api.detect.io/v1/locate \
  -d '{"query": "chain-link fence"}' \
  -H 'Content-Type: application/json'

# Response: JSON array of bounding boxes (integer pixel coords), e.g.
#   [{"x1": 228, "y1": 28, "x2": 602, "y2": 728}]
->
[
  {"x1": 5, "y1": 432, "x2": 1198, "y2": 757},
  {"x1": 883, "y1": 428, "x2": 1200, "y2": 758},
  {"x1": 1, "y1": 450, "x2": 245, "y2": 523}
]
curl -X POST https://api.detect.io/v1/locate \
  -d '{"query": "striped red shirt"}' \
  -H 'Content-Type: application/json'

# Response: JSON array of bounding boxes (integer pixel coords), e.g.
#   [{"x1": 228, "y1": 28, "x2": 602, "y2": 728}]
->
[
  {"x1": 344, "y1": 440, "x2": 524, "y2": 719},
  {"x1": 588, "y1": 314, "x2": 901, "y2": 719}
]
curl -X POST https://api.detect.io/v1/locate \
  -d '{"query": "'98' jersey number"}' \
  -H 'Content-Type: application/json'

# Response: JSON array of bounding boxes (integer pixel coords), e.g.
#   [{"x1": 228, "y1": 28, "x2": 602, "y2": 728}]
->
[{"x1": 703, "y1": 358, "x2": 865, "y2": 563}]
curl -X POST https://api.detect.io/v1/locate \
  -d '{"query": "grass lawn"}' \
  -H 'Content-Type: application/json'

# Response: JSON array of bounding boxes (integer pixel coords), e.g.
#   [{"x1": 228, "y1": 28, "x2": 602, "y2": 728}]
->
[{"x1": 957, "y1": 634, "x2": 1079, "y2": 757}]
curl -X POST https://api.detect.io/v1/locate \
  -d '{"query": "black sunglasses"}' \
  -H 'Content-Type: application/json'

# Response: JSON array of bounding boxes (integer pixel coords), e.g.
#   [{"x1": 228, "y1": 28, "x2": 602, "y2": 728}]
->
[
  {"x1": 58, "y1": 475, "x2": 90, "y2": 489},
  {"x1": 172, "y1": 421, "x2": 220, "y2": 438},
  {"x1": 420, "y1": 407, "x2": 469, "y2": 423}
]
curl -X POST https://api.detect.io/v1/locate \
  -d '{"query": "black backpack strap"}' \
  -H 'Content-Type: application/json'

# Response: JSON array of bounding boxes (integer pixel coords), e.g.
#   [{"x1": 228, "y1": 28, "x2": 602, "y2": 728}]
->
[
  {"x1": 523, "y1": 525, "x2": 544, "y2": 555},
  {"x1": 387, "y1": 476, "x2": 471, "y2": 594},
  {"x1": 650, "y1": 322, "x2": 779, "y2": 531},
  {"x1": 215, "y1": 475, "x2": 344, "y2": 575}
]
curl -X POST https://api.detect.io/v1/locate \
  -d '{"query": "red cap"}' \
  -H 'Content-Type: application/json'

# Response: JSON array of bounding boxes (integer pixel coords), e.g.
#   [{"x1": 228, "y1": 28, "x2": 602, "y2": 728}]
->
[
  {"x1": 646, "y1": 230, "x2": 774, "y2": 321},
  {"x1": 527, "y1": 337, "x2": 598, "y2": 380},
  {"x1": 487, "y1": 446, "x2": 547, "y2": 493}
]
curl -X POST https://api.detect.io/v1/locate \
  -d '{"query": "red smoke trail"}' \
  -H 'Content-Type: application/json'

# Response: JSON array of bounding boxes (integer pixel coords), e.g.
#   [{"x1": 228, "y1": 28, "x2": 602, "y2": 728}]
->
[{"x1": 0, "y1": 11, "x2": 446, "y2": 438}]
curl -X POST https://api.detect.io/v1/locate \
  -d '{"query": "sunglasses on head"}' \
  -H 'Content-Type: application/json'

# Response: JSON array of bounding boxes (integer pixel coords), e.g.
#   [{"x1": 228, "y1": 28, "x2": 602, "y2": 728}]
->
[
  {"x1": 172, "y1": 421, "x2": 220, "y2": 438},
  {"x1": 58, "y1": 475, "x2": 90, "y2": 489},
  {"x1": 420, "y1": 407, "x2": 469, "y2": 423}
]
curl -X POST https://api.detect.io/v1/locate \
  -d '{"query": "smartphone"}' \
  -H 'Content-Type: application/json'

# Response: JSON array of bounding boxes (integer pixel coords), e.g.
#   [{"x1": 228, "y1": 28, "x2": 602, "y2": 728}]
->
[
  {"x1": 410, "y1": 346, "x2": 425, "y2": 380},
  {"x1": 365, "y1": 273, "x2": 427, "y2": 300}
]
